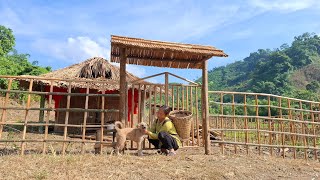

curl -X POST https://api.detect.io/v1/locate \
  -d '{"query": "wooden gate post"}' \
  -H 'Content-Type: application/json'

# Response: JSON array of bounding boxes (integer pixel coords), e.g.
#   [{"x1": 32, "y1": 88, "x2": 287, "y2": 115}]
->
[
  {"x1": 202, "y1": 60, "x2": 210, "y2": 155},
  {"x1": 119, "y1": 48, "x2": 127, "y2": 124}
]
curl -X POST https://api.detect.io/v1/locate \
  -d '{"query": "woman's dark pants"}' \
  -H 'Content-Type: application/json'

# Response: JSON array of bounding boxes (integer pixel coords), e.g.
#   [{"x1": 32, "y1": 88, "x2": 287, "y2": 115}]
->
[{"x1": 148, "y1": 131, "x2": 179, "y2": 150}]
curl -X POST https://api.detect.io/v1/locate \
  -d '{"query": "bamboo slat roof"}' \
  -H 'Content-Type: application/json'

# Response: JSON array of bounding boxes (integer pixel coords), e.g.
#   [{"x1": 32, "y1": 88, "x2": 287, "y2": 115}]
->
[
  {"x1": 19, "y1": 57, "x2": 147, "y2": 91},
  {"x1": 111, "y1": 35, "x2": 228, "y2": 69}
]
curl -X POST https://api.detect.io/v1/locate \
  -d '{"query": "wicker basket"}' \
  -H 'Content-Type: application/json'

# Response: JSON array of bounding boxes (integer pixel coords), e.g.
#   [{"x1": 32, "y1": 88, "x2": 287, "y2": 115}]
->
[{"x1": 169, "y1": 110, "x2": 193, "y2": 141}]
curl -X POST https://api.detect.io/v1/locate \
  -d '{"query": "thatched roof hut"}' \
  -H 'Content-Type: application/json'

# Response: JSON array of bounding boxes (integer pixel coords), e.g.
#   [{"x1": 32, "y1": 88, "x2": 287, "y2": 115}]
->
[{"x1": 19, "y1": 57, "x2": 149, "y2": 133}]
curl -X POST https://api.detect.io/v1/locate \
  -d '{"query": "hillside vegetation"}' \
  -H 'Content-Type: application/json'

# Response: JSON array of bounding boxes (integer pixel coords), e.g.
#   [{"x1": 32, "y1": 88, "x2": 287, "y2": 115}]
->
[
  {"x1": 199, "y1": 32, "x2": 320, "y2": 101},
  {"x1": 0, "y1": 25, "x2": 51, "y2": 89}
]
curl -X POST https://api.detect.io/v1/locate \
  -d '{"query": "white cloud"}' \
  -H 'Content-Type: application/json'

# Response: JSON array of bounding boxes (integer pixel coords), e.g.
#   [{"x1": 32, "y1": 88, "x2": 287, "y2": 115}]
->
[
  {"x1": 248, "y1": 0, "x2": 320, "y2": 12},
  {"x1": 32, "y1": 36, "x2": 109, "y2": 63}
]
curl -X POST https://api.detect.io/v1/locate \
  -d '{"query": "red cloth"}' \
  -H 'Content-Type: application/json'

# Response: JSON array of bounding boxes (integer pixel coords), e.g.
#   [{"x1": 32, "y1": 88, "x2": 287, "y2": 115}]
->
[{"x1": 44, "y1": 86, "x2": 139, "y2": 121}]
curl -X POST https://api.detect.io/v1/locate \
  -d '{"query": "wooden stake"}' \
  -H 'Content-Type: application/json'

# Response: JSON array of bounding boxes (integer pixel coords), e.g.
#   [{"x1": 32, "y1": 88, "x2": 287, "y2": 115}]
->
[
  {"x1": 278, "y1": 97, "x2": 285, "y2": 158},
  {"x1": 190, "y1": 87, "x2": 194, "y2": 146},
  {"x1": 287, "y1": 99, "x2": 296, "y2": 158},
  {"x1": 267, "y1": 96, "x2": 273, "y2": 156}
]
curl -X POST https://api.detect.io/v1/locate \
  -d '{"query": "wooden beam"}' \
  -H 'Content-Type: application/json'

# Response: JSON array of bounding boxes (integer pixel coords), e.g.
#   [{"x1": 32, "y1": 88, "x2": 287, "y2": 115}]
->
[
  {"x1": 119, "y1": 48, "x2": 127, "y2": 123},
  {"x1": 202, "y1": 60, "x2": 210, "y2": 155}
]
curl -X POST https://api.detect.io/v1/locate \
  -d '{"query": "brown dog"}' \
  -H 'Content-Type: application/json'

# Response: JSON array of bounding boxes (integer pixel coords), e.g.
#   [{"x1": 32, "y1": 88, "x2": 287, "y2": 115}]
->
[{"x1": 114, "y1": 121, "x2": 147, "y2": 156}]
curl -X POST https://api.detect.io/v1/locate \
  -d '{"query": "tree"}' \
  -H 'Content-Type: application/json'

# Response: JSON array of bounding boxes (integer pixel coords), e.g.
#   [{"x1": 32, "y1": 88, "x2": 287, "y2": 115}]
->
[{"x1": 0, "y1": 25, "x2": 15, "y2": 57}]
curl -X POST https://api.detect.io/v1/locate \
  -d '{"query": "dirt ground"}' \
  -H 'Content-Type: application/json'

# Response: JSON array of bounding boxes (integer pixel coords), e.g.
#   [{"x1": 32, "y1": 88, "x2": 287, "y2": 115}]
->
[
  {"x1": 1, "y1": 98, "x2": 320, "y2": 179},
  {"x1": 0, "y1": 146, "x2": 319, "y2": 180}
]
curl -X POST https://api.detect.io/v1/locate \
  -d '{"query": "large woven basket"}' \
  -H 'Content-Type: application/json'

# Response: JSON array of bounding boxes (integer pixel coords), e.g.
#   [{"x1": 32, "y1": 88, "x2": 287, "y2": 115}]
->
[{"x1": 169, "y1": 110, "x2": 193, "y2": 141}]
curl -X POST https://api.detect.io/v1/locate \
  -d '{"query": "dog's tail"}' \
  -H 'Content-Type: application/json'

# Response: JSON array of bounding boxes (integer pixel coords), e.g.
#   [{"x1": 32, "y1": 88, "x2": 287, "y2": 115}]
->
[{"x1": 114, "y1": 121, "x2": 123, "y2": 131}]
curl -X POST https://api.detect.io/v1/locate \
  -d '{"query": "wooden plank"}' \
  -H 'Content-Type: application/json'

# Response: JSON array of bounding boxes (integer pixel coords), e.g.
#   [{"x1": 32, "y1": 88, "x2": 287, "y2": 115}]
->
[
  {"x1": 62, "y1": 82, "x2": 72, "y2": 155},
  {"x1": 43, "y1": 80, "x2": 53, "y2": 154},
  {"x1": 0, "y1": 78, "x2": 12, "y2": 139},
  {"x1": 21, "y1": 79, "x2": 34, "y2": 155},
  {"x1": 148, "y1": 85, "x2": 152, "y2": 149},
  {"x1": 202, "y1": 60, "x2": 210, "y2": 155}
]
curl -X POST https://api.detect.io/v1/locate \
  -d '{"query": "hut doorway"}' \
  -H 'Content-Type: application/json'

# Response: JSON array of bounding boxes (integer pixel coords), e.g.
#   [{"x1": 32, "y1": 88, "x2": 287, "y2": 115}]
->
[{"x1": 127, "y1": 72, "x2": 201, "y2": 146}]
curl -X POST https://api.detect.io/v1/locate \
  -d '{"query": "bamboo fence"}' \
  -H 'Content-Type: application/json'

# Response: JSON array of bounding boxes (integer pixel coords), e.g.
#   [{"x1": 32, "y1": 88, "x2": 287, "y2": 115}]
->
[{"x1": 208, "y1": 91, "x2": 320, "y2": 160}]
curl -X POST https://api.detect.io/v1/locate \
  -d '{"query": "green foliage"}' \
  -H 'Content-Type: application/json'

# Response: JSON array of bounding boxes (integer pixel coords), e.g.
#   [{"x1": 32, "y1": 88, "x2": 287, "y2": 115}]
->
[
  {"x1": 198, "y1": 32, "x2": 320, "y2": 101},
  {"x1": 0, "y1": 25, "x2": 15, "y2": 57}
]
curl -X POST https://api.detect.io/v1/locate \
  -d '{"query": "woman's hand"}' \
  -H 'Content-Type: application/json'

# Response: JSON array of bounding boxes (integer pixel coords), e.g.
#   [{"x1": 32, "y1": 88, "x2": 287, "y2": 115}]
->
[{"x1": 143, "y1": 129, "x2": 149, "y2": 135}]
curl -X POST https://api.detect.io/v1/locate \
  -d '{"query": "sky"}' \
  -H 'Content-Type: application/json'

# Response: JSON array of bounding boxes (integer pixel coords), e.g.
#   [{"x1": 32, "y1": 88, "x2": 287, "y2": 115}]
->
[{"x1": 1, "y1": 0, "x2": 320, "y2": 83}]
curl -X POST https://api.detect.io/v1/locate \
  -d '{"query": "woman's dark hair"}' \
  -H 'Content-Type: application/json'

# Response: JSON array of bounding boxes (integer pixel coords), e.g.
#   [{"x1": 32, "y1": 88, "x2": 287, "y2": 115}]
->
[{"x1": 159, "y1": 105, "x2": 171, "y2": 115}]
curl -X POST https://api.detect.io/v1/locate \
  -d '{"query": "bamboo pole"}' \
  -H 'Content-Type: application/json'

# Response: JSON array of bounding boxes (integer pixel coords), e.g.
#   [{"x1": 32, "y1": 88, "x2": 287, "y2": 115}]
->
[
  {"x1": 202, "y1": 60, "x2": 210, "y2": 155},
  {"x1": 171, "y1": 85, "x2": 175, "y2": 111},
  {"x1": 177, "y1": 86, "x2": 180, "y2": 110},
  {"x1": 299, "y1": 101, "x2": 307, "y2": 160},
  {"x1": 244, "y1": 94, "x2": 249, "y2": 155},
  {"x1": 182, "y1": 86, "x2": 185, "y2": 110},
  {"x1": 287, "y1": 99, "x2": 296, "y2": 158},
  {"x1": 278, "y1": 97, "x2": 285, "y2": 158},
  {"x1": 195, "y1": 86, "x2": 200, "y2": 146},
  {"x1": 148, "y1": 85, "x2": 152, "y2": 149},
  {"x1": 81, "y1": 84, "x2": 90, "y2": 154},
  {"x1": 255, "y1": 95, "x2": 261, "y2": 155},
  {"x1": 220, "y1": 93, "x2": 224, "y2": 154},
  {"x1": 159, "y1": 86, "x2": 163, "y2": 106},
  {"x1": 21, "y1": 79, "x2": 34, "y2": 155},
  {"x1": 38, "y1": 84, "x2": 45, "y2": 133},
  {"x1": 119, "y1": 48, "x2": 127, "y2": 124},
  {"x1": 186, "y1": 86, "x2": 190, "y2": 146},
  {"x1": 131, "y1": 85, "x2": 135, "y2": 129},
  {"x1": 143, "y1": 84, "x2": 147, "y2": 149},
  {"x1": 43, "y1": 81, "x2": 53, "y2": 154},
  {"x1": 0, "y1": 78, "x2": 12, "y2": 139},
  {"x1": 165, "y1": 72, "x2": 169, "y2": 106},
  {"x1": 310, "y1": 102, "x2": 317, "y2": 160},
  {"x1": 99, "y1": 84, "x2": 106, "y2": 154},
  {"x1": 232, "y1": 94, "x2": 237, "y2": 154},
  {"x1": 267, "y1": 96, "x2": 273, "y2": 156},
  {"x1": 190, "y1": 87, "x2": 194, "y2": 146},
  {"x1": 62, "y1": 82, "x2": 72, "y2": 155}
]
